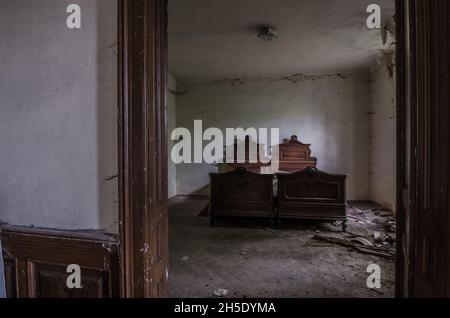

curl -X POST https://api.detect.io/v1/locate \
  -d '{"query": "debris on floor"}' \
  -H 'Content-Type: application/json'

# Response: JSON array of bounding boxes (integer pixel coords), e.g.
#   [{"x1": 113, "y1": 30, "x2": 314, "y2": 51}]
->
[
  {"x1": 374, "y1": 231, "x2": 382, "y2": 242},
  {"x1": 379, "y1": 210, "x2": 394, "y2": 217},
  {"x1": 213, "y1": 288, "x2": 229, "y2": 297},
  {"x1": 308, "y1": 201, "x2": 397, "y2": 260},
  {"x1": 348, "y1": 201, "x2": 383, "y2": 214},
  {"x1": 350, "y1": 237, "x2": 375, "y2": 247},
  {"x1": 181, "y1": 256, "x2": 190, "y2": 261},
  {"x1": 312, "y1": 234, "x2": 395, "y2": 260}
]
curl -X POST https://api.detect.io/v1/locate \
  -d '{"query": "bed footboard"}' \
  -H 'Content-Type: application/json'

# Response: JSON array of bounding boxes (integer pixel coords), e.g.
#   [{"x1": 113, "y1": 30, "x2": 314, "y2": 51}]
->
[
  {"x1": 209, "y1": 168, "x2": 275, "y2": 225},
  {"x1": 276, "y1": 168, "x2": 347, "y2": 231}
]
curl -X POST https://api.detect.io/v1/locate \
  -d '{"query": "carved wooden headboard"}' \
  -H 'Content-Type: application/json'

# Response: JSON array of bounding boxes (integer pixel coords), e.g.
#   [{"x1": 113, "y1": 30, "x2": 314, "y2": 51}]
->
[
  {"x1": 226, "y1": 136, "x2": 271, "y2": 173},
  {"x1": 278, "y1": 135, "x2": 317, "y2": 172}
]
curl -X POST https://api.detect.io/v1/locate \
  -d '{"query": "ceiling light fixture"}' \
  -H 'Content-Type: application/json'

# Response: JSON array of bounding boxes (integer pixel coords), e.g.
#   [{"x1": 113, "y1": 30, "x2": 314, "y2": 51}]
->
[{"x1": 257, "y1": 25, "x2": 278, "y2": 42}]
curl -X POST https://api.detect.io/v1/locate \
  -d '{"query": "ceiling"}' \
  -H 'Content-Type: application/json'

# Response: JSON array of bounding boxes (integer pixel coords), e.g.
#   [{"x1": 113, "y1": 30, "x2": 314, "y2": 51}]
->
[{"x1": 168, "y1": 0, "x2": 395, "y2": 81}]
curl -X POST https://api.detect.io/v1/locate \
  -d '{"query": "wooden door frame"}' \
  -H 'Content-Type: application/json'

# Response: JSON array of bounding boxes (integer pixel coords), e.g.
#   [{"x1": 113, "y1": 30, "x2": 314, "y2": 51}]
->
[
  {"x1": 395, "y1": 0, "x2": 420, "y2": 298},
  {"x1": 395, "y1": 0, "x2": 450, "y2": 298},
  {"x1": 395, "y1": 0, "x2": 408, "y2": 298},
  {"x1": 117, "y1": 0, "x2": 169, "y2": 298},
  {"x1": 403, "y1": 0, "x2": 450, "y2": 297},
  {"x1": 116, "y1": 0, "x2": 411, "y2": 298}
]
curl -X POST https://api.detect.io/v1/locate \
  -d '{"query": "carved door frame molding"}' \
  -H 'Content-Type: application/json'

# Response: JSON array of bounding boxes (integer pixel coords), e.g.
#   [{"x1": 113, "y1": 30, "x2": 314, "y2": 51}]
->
[
  {"x1": 396, "y1": 0, "x2": 450, "y2": 298},
  {"x1": 117, "y1": 0, "x2": 169, "y2": 298}
]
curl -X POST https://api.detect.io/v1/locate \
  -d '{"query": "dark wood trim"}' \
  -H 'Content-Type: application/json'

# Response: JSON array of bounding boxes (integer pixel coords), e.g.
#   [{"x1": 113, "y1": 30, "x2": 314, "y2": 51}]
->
[
  {"x1": 118, "y1": 0, "x2": 169, "y2": 298},
  {"x1": 413, "y1": 0, "x2": 449, "y2": 297},
  {"x1": 446, "y1": 0, "x2": 450, "y2": 298},
  {"x1": 405, "y1": 0, "x2": 418, "y2": 298},
  {"x1": 0, "y1": 226, "x2": 119, "y2": 298},
  {"x1": 395, "y1": 0, "x2": 419, "y2": 298},
  {"x1": 395, "y1": 0, "x2": 406, "y2": 298},
  {"x1": 117, "y1": 0, "x2": 127, "y2": 298},
  {"x1": 396, "y1": 0, "x2": 450, "y2": 298}
]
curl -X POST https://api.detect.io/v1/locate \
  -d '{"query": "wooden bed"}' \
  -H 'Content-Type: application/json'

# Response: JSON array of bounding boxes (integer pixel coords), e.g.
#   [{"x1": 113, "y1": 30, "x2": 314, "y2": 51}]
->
[
  {"x1": 209, "y1": 167, "x2": 274, "y2": 226},
  {"x1": 277, "y1": 135, "x2": 317, "y2": 172},
  {"x1": 209, "y1": 136, "x2": 347, "y2": 231},
  {"x1": 222, "y1": 135, "x2": 317, "y2": 173},
  {"x1": 225, "y1": 136, "x2": 271, "y2": 173},
  {"x1": 276, "y1": 168, "x2": 347, "y2": 231}
]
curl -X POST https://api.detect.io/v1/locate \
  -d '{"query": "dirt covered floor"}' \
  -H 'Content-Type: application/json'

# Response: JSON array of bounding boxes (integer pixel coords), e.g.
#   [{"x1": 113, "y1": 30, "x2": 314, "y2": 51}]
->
[{"x1": 169, "y1": 197, "x2": 395, "y2": 298}]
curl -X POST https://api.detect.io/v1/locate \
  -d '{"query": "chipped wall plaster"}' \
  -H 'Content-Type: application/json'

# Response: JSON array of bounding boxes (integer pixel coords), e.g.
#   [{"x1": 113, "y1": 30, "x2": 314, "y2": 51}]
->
[{"x1": 370, "y1": 52, "x2": 396, "y2": 211}]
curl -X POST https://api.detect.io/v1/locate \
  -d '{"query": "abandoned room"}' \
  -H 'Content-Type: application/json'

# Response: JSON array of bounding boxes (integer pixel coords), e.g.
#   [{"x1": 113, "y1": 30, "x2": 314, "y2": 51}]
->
[
  {"x1": 166, "y1": 0, "x2": 397, "y2": 298},
  {"x1": 1, "y1": 0, "x2": 450, "y2": 300}
]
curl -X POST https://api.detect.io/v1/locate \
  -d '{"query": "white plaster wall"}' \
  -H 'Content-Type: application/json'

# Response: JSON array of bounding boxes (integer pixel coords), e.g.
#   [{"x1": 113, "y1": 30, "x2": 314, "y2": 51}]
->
[
  {"x1": 168, "y1": 74, "x2": 177, "y2": 199},
  {"x1": 370, "y1": 57, "x2": 396, "y2": 211},
  {"x1": 0, "y1": 0, "x2": 118, "y2": 232},
  {"x1": 175, "y1": 73, "x2": 372, "y2": 200}
]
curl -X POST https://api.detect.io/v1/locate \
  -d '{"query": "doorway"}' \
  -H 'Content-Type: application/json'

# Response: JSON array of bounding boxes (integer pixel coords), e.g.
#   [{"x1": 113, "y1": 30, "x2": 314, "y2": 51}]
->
[
  {"x1": 167, "y1": 0, "x2": 396, "y2": 298},
  {"x1": 117, "y1": 0, "x2": 450, "y2": 298}
]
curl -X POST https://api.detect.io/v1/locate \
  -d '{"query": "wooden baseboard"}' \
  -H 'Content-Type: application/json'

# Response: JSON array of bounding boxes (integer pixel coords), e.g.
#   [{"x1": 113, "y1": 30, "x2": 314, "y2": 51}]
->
[{"x1": 0, "y1": 225, "x2": 119, "y2": 298}]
